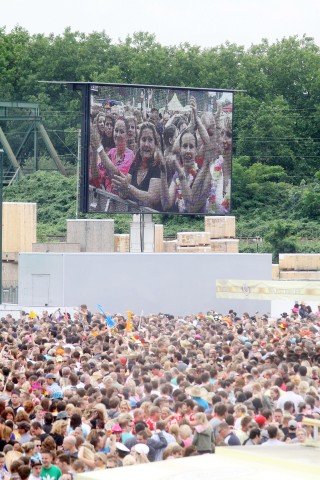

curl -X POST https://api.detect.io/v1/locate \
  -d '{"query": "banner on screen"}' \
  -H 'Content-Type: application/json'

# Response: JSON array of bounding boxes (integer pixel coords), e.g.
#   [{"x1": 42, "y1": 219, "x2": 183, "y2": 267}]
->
[
  {"x1": 216, "y1": 280, "x2": 320, "y2": 300},
  {"x1": 86, "y1": 84, "x2": 233, "y2": 214}
]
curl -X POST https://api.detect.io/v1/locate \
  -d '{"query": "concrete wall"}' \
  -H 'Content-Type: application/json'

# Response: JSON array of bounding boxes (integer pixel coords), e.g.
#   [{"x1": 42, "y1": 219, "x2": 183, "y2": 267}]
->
[
  {"x1": 18, "y1": 254, "x2": 64, "y2": 306},
  {"x1": 32, "y1": 243, "x2": 81, "y2": 253},
  {"x1": 18, "y1": 253, "x2": 272, "y2": 315},
  {"x1": 67, "y1": 220, "x2": 114, "y2": 252}
]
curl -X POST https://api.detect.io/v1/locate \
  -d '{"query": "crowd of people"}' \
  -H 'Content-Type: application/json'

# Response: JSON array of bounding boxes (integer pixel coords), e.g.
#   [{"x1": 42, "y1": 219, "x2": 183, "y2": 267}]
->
[
  {"x1": 0, "y1": 301, "x2": 319, "y2": 479},
  {"x1": 89, "y1": 92, "x2": 232, "y2": 214}
]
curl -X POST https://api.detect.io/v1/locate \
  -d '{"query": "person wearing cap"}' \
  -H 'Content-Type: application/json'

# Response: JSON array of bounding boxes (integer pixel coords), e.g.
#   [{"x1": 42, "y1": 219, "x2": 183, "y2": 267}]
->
[
  {"x1": 31, "y1": 383, "x2": 43, "y2": 401},
  {"x1": 111, "y1": 424, "x2": 123, "y2": 444},
  {"x1": 283, "y1": 420, "x2": 298, "y2": 442},
  {"x1": 185, "y1": 386, "x2": 209, "y2": 410},
  {"x1": 29, "y1": 458, "x2": 42, "y2": 480},
  {"x1": 56, "y1": 412, "x2": 68, "y2": 421}
]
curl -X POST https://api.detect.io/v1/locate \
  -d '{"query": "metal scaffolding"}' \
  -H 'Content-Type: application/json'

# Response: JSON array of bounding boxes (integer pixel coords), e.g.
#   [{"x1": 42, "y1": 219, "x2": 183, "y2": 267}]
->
[{"x1": 0, "y1": 101, "x2": 67, "y2": 184}]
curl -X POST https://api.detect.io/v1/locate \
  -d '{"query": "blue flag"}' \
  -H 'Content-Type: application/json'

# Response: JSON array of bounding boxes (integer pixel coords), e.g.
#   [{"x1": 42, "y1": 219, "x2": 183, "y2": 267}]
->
[{"x1": 97, "y1": 304, "x2": 116, "y2": 328}]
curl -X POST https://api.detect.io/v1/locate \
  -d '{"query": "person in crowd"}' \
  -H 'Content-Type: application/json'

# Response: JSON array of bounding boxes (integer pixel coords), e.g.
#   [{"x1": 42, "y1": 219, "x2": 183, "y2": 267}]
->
[
  {"x1": 216, "y1": 422, "x2": 241, "y2": 446},
  {"x1": 101, "y1": 114, "x2": 115, "y2": 153},
  {"x1": 112, "y1": 122, "x2": 162, "y2": 209},
  {"x1": 191, "y1": 413, "x2": 215, "y2": 453},
  {"x1": 89, "y1": 111, "x2": 108, "y2": 188},
  {"x1": 40, "y1": 450, "x2": 62, "y2": 480},
  {"x1": 91, "y1": 117, "x2": 134, "y2": 194}
]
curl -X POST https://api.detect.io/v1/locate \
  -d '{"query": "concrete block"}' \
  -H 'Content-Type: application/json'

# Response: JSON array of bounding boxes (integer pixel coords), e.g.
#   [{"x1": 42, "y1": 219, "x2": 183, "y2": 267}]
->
[
  {"x1": 32, "y1": 243, "x2": 81, "y2": 253},
  {"x1": 67, "y1": 219, "x2": 114, "y2": 252}
]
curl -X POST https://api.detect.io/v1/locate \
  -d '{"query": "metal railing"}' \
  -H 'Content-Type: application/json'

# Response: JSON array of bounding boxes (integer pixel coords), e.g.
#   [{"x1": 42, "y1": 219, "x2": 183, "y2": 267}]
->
[
  {"x1": 2, "y1": 287, "x2": 18, "y2": 305},
  {"x1": 89, "y1": 186, "x2": 158, "y2": 214}
]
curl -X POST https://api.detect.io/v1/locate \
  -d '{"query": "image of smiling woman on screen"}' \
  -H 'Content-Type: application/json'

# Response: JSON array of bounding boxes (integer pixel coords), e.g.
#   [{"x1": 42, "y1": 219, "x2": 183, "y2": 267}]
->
[
  {"x1": 111, "y1": 122, "x2": 162, "y2": 210},
  {"x1": 91, "y1": 117, "x2": 134, "y2": 194}
]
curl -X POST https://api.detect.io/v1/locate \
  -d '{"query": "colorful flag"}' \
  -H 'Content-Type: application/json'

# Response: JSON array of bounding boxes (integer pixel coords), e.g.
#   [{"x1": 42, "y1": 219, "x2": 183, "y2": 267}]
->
[
  {"x1": 97, "y1": 304, "x2": 116, "y2": 328},
  {"x1": 138, "y1": 310, "x2": 144, "y2": 330},
  {"x1": 126, "y1": 311, "x2": 133, "y2": 332}
]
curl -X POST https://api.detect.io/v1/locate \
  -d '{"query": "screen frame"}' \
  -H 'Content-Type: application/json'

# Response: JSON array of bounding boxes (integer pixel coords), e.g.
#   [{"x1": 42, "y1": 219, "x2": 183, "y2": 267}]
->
[{"x1": 79, "y1": 82, "x2": 235, "y2": 215}]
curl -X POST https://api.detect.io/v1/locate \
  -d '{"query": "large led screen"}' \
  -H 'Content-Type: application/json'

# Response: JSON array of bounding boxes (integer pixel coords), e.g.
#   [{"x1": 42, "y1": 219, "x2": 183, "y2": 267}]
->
[{"x1": 86, "y1": 84, "x2": 233, "y2": 214}]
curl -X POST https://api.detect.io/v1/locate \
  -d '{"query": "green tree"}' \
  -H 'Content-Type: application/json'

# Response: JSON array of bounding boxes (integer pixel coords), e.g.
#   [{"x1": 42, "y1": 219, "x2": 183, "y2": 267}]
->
[
  {"x1": 300, "y1": 184, "x2": 320, "y2": 219},
  {"x1": 264, "y1": 221, "x2": 297, "y2": 262}
]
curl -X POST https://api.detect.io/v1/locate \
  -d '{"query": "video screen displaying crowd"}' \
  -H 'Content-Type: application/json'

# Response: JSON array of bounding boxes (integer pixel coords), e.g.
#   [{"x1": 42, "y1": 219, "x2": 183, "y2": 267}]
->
[
  {"x1": 88, "y1": 87, "x2": 232, "y2": 214},
  {"x1": 0, "y1": 301, "x2": 319, "y2": 479}
]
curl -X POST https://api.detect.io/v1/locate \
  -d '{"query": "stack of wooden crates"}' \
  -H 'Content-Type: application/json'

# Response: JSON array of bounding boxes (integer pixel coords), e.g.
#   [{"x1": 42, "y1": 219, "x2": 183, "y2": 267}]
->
[
  {"x1": 114, "y1": 234, "x2": 130, "y2": 253},
  {"x1": 2, "y1": 202, "x2": 37, "y2": 288},
  {"x1": 272, "y1": 254, "x2": 320, "y2": 280},
  {"x1": 176, "y1": 232, "x2": 211, "y2": 253},
  {"x1": 205, "y1": 216, "x2": 238, "y2": 253},
  {"x1": 163, "y1": 216, "x2": 238, "y2": 253}
]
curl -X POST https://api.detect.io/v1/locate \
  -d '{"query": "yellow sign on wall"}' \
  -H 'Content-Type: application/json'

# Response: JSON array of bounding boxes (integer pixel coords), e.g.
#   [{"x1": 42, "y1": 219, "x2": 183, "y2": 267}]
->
[{"x1": 216, "y1": 280, "x2": 320, "y2": 300}]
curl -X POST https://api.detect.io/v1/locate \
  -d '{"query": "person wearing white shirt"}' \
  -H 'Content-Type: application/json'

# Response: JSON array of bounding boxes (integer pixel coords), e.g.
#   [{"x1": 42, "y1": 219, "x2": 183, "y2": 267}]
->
[
  {"x1": 276, "y1": 382, "x2": 304, "y2": 413},
  {"x1": 261, "y1": 425, "x2": 284, "y2": 446}
]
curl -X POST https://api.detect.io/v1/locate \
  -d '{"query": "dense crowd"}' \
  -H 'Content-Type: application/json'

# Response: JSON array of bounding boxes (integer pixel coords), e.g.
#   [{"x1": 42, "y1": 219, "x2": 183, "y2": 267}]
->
[{"x1": 0, "y1": 302, "x2": 319, "y2": 479}]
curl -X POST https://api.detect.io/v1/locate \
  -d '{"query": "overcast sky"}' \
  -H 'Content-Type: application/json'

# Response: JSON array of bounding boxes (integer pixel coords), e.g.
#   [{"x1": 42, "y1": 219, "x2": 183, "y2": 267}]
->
[{"x1": 1, "y1": 0, "x2": 319, "y2": 48}]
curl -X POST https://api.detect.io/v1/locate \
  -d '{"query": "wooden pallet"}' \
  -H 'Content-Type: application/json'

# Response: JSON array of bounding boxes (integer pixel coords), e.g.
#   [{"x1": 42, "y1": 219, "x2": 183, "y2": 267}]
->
[
  {"x1": 176, "y1": 245, "x2": 211, "y2": 253},
  {"x1": 204, "y1": 216, "x2": 236, "y2": 239},
  {"x1": 114, "y1": 234, "x2": 130, "y2": 253},
  {"x1": 272, "y1": 264, "x2": 280, "y2": 279},
  {"x1": 280, "y1": 270, "x2": 320, "y2": 280},
  {"x1": 163, "y1": 240, "x2": 177, "y2": 252},
  {"x1": 177, "y1": 231, "x2": 210, "y2": 247},
  {"x1": 279, "y1": 254, "x2": 320, "y2": 271},
  {"x1": 210, "y1": 239, "x2": 239, "y2": 253},
  {"x1": 154, "y1": 225, "x2": 164, "y2": 252}
]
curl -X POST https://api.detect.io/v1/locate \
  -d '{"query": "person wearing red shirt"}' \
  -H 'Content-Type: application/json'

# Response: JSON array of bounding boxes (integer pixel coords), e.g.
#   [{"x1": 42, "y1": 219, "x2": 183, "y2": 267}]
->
[{"x1": 146, "y1": 406, "x2": 161, "y2": 431}]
